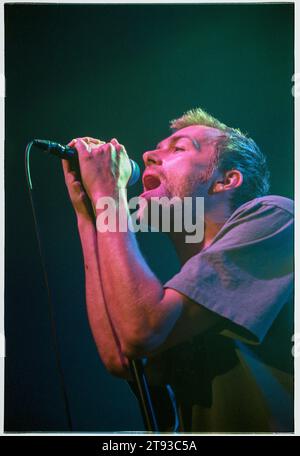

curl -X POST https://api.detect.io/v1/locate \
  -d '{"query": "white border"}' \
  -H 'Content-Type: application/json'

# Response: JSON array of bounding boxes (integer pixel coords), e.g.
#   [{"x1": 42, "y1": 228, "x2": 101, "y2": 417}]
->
[
  {"x1": 0, "y1": 0, "x2": 4, "y2": 441},
  {"x1": 294, "y1": 0, "x2": 299, "y2": 439},
  {"x1": 0, "y1": 0, "x2": 297, "y2": 437},
  {"x1": 1, "y1": 0, "x2": 296, "y2": 2}
]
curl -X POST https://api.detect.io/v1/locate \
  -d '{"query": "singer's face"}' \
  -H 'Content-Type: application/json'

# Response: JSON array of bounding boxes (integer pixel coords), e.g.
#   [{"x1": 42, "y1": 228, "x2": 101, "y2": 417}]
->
[{"x1": 141, "y1": 125, "x2": 224, "y2": 201}]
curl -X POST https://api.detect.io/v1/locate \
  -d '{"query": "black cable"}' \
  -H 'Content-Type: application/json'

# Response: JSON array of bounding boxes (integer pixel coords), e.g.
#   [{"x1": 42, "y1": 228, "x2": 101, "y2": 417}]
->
[
  {"x1": 25, "y1": 142, "x2": 73, "y2": 431},
  {"x1": 129, "y1": 359, "x2": 159, "y2": 432}
]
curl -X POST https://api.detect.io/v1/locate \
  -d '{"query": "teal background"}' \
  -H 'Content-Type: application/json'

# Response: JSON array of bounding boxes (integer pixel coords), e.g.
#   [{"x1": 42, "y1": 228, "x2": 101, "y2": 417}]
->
[{"x1": 5, "y1": 3, "x2": 294, "y2": 431}]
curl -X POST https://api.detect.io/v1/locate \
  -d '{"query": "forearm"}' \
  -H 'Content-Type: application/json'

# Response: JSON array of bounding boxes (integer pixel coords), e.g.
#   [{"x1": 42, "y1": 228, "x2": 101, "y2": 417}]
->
[
  {"x1": 94, "y1": 192, "x2": 165, "y2": 357},
  {"x1": 77, "y1": 214, "x2": 133, "y2": 379}
]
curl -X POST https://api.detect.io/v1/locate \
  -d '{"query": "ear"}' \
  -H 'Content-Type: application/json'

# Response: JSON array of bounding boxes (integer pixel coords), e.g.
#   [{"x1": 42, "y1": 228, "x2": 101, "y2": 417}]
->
[{"x1": 213, "y1": 169, "x2": 243, "y2": 193}]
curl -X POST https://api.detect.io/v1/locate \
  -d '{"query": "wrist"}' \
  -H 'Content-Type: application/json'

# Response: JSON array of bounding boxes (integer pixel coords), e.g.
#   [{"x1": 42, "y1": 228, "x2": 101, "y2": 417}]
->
[
  {"x1": 91, "y1": 187, "x2": 127, "y2": 208},
  {"x1": 91, "y1": 189, "x2": 114, "y2": 207},
  {"x1": 77, "y1": 212, "x2": 95, "y2": 230}
]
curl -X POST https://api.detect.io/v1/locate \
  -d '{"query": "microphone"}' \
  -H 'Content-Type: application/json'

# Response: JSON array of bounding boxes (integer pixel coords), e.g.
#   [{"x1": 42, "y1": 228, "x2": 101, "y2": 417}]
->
[{"x1": 32, "y1": 139, "x2": 140, "y2": 186}]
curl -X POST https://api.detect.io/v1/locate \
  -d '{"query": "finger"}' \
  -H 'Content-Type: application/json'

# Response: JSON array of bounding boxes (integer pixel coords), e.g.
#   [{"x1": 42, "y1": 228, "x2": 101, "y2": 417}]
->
[
  {"x1": 67, "y1": 138, "x2": 77, "y2": 147},
  {"x1": 71, "y1": 180, "x2": 85, "y2": 195},
  {"x1": 83, "y1": 136, "x2": 105, "y2": 145},
  {"x1": 102, "y1": 142, "x2": 116, "y2": 154},
  {"x1": 90, "y1": 141, "x2": 112, "y2": 154},
  {"x1": 110, "y1": 138, "x2": 122, "y2": 153},
  {"x1": 110, "y1": 139, "x2": 127, "y2": 158},
  {"x1": 89, "y1": 141, "x2": 106, "y2": 152},
  {"x1": 62, "y1": 158, "x2": 72, "y2": 178},
  {"x1": 74, "y1": 137, "x2": 91, "y2": 156},
  {"x1": 62, "y1": 163, "x2": 78, "y2": 185},
  {"x1": 119, "y1": 143, "x2": 128, "y2": 157}
]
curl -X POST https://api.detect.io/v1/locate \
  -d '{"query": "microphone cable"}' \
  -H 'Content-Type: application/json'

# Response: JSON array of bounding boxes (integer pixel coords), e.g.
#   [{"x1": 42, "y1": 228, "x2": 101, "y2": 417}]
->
[{"x1": 25, "y1": 141, "x2": 73, "y2": 431}]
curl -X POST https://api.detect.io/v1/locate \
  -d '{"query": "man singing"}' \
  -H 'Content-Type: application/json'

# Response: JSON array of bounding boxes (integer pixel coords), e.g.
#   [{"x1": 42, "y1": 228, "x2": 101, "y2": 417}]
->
[{"x1": 62, "y1": 108, "x2": 294, "y2": 432}]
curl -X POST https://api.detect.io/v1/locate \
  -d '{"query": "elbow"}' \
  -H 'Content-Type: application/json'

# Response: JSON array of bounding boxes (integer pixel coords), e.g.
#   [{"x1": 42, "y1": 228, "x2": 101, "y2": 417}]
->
[
  {"x1": 121, "y1": 292, "x2": 169, "y2": 359},
  {"x1": 122, "y1": 342, "x2": 146, "y2": 360},
  {"x1": 105, "y1": 356, "x2": 132, "y2": 380},
  {"x1": 122, "y1": 331, "x2": 163, "y2": 360}
]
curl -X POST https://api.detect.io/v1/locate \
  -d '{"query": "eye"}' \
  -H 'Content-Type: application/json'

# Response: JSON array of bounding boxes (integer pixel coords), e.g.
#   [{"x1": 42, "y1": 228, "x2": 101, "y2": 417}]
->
[{"x1": 174, "y1": 146, "x2": 185, "y2": 152}]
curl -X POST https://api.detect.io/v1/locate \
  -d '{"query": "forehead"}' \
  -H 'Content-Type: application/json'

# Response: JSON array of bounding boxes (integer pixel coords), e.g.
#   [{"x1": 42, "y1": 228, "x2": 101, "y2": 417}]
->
[{"x1": 157, "y1": 125, "x2": 224, "y2": 148}]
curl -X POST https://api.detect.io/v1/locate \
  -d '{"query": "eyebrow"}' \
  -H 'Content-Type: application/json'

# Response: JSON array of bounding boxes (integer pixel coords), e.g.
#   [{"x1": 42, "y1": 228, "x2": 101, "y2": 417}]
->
[{"x1": 156, "y1": 135, "x2": 200, "y2": 150}]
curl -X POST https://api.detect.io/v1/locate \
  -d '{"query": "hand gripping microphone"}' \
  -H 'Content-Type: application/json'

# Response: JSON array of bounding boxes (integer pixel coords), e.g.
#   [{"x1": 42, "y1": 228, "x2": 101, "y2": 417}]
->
[{"x1": 33, "y1": 139, "x2": 140, "y2": 186}]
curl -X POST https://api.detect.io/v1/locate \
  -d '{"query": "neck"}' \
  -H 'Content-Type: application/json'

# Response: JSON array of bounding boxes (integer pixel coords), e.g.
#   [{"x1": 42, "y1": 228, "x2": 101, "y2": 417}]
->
[{"x1": 169, "y1": 204, "x2": 231, "y2": 265}]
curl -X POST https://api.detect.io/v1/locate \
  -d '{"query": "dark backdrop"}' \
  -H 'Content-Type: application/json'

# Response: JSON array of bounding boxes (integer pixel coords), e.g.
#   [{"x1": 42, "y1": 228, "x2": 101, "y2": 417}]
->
[{"x1": 4, "y1": 3, "x2": 294, "y2": 432}]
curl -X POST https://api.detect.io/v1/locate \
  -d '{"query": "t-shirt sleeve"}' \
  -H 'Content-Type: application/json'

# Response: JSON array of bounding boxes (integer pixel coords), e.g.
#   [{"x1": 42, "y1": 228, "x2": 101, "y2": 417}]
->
[{"x1": 163, "y1": 198, "x2": 294, "y2": 344}]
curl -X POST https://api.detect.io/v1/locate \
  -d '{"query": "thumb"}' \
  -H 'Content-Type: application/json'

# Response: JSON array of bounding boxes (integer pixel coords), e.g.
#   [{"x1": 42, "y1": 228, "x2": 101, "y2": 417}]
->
[{"x1": 62, "y1": 158, "x2": 71, "y2": 179}]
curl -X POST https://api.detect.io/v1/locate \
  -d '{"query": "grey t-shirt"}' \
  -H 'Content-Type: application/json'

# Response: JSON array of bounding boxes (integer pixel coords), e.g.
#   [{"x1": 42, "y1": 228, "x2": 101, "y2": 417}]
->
[{"x1": 144, "y1": 195, "x2": 294, "y2": 433}]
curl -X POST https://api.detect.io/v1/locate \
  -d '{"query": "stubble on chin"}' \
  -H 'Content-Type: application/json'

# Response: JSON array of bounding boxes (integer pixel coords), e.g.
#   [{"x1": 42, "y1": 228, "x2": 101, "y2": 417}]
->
[{"x1": 167, "y1": 172, "x2": 210, "y2": 200}]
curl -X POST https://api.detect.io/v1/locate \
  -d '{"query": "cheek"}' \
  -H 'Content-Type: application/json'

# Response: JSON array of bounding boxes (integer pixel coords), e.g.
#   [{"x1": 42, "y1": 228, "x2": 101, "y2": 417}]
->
[
  {"x1": 165, "y1": 159, "x2": 192, "y2": 180},
  {"x1": 165, "y1": 164, "x2": 211, "y2": 197},
  {"x1": 164, "y1": 167, "x2": 184, "y2": 189},
  {"x1": 165, "y1": 172, "x2": 197, "y2": 197}
]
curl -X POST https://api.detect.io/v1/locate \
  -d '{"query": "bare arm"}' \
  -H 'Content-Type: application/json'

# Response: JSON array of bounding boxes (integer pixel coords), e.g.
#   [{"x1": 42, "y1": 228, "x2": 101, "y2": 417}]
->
[
  {"x1": 77, "y1": 215, "x2": 132, "y2": 379},
  {"x1": 71, "y1": 137, "x2": 221, "y2": 366},
  {"x1": 94, "y1": 189, "x2": 219, "y2": 360},
  {"x1": 62, "y1": 152, "x2": 132, "y2": 380}
]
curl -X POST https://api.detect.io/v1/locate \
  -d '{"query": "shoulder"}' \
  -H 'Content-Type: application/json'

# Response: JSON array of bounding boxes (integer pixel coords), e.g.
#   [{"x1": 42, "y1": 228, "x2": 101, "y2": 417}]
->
[
  {"x1": 209, "y1": 195, "x2": 294, "y2": 249},
  {"x1": 231, "y1": 195, "x2": 294, "y2": 218}
]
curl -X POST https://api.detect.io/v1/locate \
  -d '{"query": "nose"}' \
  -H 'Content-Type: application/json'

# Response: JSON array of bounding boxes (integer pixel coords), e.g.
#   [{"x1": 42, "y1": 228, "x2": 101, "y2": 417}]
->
[{"x1": 142, "y1": 149, "x2": 163, "y2": 167}]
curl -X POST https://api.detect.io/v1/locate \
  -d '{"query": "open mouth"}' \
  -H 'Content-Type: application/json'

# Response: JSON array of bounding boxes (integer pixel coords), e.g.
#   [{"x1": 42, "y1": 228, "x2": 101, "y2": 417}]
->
[{"x1": 143, "y1": 174, "x2": 162, "y2": 191}]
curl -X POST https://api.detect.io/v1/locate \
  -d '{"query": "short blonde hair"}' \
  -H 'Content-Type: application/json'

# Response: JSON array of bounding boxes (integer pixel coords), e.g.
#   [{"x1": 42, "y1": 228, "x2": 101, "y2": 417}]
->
[
  {"x1": 170, "y1": 107, "x2": 241, "y2": 134},
  {"x1": 170, "y1": 107, "x2": 270, "y2": 209}
]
